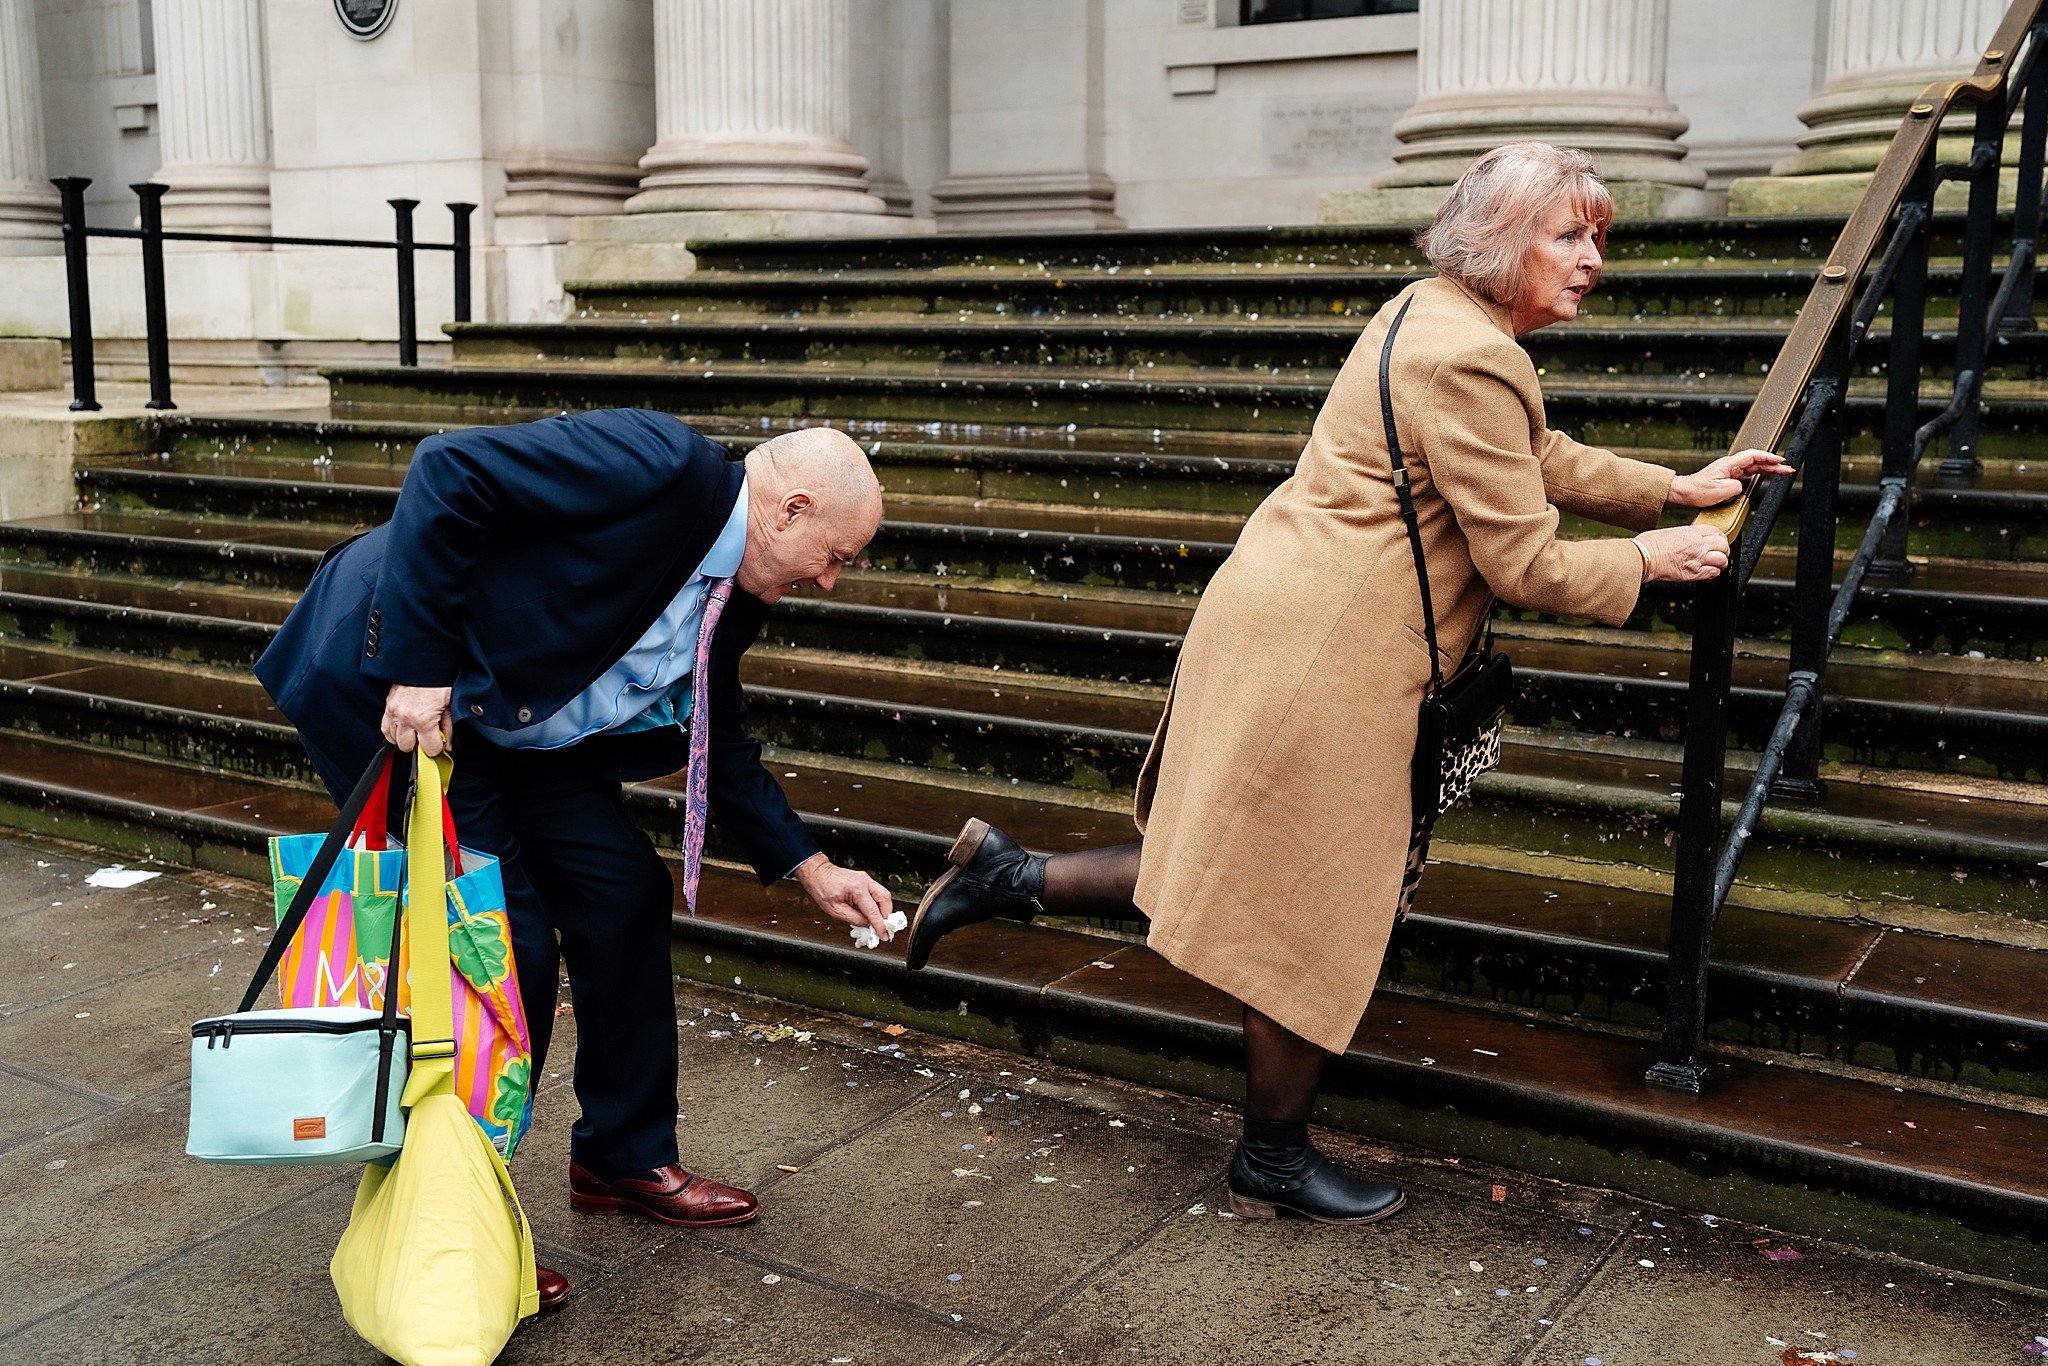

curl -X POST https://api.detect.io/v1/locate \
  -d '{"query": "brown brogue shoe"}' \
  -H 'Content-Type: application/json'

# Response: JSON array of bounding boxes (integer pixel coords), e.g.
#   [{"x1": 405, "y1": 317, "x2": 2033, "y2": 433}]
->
[
  {"x1": 569, "y1": 1160, "x2": 760, "y2": 1228},
  {"x1": 536, "y1": 1263, "x2": 571, "y2": 1314}
]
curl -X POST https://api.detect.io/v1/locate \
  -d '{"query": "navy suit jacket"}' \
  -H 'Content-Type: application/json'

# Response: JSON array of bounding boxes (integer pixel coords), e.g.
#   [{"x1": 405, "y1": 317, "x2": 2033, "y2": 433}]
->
[{"x1": 255, "y1": 408, "x2": 820, "y2": 883}]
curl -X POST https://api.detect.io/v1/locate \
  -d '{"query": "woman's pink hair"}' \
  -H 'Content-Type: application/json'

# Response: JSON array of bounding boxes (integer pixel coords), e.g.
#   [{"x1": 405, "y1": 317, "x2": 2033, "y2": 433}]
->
[{"x1": 1419, "y1": 142, "x2": 1614, "y2": 303}]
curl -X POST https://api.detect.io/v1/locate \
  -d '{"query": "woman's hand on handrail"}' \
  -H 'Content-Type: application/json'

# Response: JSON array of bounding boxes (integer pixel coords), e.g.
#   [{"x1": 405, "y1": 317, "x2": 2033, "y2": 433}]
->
[
  {"x1": 1668, "y1": 448, "x2": 1794, "y2": 509},
  {"x1": 1635, "y1": 525, "x2": 1732, "y2": 582}
]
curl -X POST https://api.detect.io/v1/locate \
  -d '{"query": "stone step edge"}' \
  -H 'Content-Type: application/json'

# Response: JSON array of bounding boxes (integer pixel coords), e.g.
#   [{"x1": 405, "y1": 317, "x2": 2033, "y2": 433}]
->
[
  {"x1": 671, "y1": 887, "x2": 2048, "y2": 1257},
  {"x1": 77, "y1": 452, "x2": 2048, "y2": 515},
  {"x1": 0, "y1": 639, "x2": 2041, "y2": 880},
  {"x1": 322, "y1": 360, "x2": 2028, "y2": 409},
  {"x1": 1, "y1": 684, "x2": 2042, "y2": 1041},
  {"x1": 20, "y1": 509, "x2": 2048, "y2": 623}
]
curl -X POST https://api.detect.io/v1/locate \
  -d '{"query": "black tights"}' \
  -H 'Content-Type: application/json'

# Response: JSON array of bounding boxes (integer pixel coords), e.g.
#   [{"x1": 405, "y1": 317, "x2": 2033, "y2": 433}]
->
[{"x1": 1041, "y1": 840, "x2": 1329, "y2": 1128}]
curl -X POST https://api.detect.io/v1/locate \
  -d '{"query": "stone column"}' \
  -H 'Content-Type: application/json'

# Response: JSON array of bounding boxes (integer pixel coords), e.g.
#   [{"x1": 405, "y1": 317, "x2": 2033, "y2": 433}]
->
[
  {"x1": 929, "y1": 0, "x2": 1122, "y2": 233},
  {"x1": 1728, "y1": 0, "x2": 2005, "y2": 215},
  {"x1": 625, "y1": 0, "x2": 892, "y2": 229},
  {"x1": 0, "y1": 0, "x2": 61, "y2": 254},
  {"x1": 150, "y1": 0, "x2": 273, "y2": 234},
  {"x1": 1322, "y1": 0, "x2": 1712, "y2": 224}
]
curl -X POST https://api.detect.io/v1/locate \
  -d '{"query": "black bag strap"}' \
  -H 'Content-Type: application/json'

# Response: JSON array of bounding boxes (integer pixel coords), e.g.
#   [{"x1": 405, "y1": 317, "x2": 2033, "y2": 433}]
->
[
  {"x1": 237, "y1": 745, "x2": 404, "y2": 1016},
  {"x1": 1379, "y1": 297, "x2": 1447, "y2": 700},
  {"x1": 1379, "y1": 295, "x2": 1499, "y2": 699}
]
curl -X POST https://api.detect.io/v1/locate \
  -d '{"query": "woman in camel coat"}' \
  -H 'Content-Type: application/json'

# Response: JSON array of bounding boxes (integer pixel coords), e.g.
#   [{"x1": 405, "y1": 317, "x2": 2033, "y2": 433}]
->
[{"x1": 903, "y1": 142, "x2": 1790, "y2": 1225}]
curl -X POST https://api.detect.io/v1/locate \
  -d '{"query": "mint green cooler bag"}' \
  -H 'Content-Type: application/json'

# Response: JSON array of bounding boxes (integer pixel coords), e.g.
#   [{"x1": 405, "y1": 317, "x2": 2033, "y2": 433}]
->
[{"x1": 187, "y1": 749, "x2": 412, "y2": 1165}]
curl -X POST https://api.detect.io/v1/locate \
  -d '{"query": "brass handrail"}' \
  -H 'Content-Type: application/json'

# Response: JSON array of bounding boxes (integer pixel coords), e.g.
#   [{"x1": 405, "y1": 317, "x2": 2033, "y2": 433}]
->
[{"x1": 1697, "y1": 0, "x2": 2045, "y2": 541}]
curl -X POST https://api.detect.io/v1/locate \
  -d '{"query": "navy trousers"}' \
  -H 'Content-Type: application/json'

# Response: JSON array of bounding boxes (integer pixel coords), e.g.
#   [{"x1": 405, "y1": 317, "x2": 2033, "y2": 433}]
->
[{"x1": 438, "y1": 729, "x2": 687, "y2": 1181}]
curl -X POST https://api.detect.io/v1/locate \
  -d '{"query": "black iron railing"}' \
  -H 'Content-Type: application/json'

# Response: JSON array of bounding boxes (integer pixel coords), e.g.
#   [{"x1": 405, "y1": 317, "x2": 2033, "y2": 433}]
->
[
  {"x1": 52, "y1": 177, "x2": 474, "y2": 413},
  {"x1": 1648, "y1": 0, "x2": 2048, "y2": 1093}
]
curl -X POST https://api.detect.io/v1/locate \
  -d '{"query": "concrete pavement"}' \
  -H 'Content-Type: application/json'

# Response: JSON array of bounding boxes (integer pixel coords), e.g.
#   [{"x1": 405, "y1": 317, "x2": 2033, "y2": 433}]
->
[{"x1": 1, "y1": 833, "x2": 2043, "y2": 1366}]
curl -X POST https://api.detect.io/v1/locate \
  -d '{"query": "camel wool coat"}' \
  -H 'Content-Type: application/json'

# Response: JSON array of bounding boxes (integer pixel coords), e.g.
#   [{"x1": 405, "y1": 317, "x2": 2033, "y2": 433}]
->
[{"x1": 1132, "y1": 274, "x2": 1676, "y2": 1055}]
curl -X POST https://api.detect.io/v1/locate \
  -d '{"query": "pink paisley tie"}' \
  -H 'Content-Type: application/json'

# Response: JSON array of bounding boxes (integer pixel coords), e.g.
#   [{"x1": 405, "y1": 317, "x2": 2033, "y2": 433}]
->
[{"x1": 681, "y1": 577, "x2": 733, "y2": 916}]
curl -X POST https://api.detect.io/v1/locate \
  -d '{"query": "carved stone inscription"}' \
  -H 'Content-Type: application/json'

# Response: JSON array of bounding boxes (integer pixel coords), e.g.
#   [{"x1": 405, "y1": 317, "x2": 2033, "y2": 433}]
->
[{"x1": 1262, "y1": 91, "x2": 1405, "y2": 174}]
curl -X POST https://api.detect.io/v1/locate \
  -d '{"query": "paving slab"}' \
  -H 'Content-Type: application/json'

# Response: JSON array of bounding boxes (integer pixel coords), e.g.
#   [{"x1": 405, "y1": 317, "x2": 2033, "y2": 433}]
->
[
  {"x1": 502, "y1": 1238, "x2": 992, "y2": 1366},
  {"x1": 993, "y1": 1177, "x2": 1618, "y2": 1366},
  {"x1": 0, "y1": 875, "x2": 267, "y2": 1012},
  {"x1": 0, "y1": 1089, "x2": 345, "y2": 1336},
  {"x1": 731, "y1": 1079, "x2": 1229, "y2": 1332},
  {"x1": 1526, "y1": 1213, "x2": 2048, "y2": 1366},
  {"x1": 0, "y1": 1062, "x2": 105, "y2": 1153},
  {"x1": 0, "y1": 1179, "x2": 380, "y2": 1365},
  {"x1": 0, "y1": 839, "x2": 110, "y2": 918},
  {"x1": 0, "y1": 933, "x2": 268, "y2": 1101}
]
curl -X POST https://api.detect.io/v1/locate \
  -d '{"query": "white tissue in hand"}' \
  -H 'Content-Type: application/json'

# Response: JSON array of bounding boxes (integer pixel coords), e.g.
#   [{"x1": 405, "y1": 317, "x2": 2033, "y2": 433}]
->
[{"x1": 848, "y1": 909, "x2": 910, "y2": 950}]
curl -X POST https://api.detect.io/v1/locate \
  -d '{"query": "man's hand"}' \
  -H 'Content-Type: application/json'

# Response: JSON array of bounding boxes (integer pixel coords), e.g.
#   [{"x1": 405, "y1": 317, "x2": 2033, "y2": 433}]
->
[
  {"x1": 1669, "y1": 448, "x2": 1794, "y2": 508},
  {"x1": 383, "y1": 684, "x2": 454, "y2": 756},
  {"x1": 1635, "y1": 525, "x2": 1732, "y2": 582},
  {"x1": 792, "y1": 853, "x2": 895, "y2": 940}
]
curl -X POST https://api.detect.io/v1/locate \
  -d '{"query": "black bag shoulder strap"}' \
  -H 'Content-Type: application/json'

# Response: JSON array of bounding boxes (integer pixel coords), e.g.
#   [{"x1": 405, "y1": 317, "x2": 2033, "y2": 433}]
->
[
  {"x1": 1379, "y1": 296, "x2": 1500, "y2": 697},
  {"x1": 1378, "y1": 297, "x2": 1447, "y2": 699},
  {"x1": 236, "y1": 745, "x2": 404, "y2": 1022}
]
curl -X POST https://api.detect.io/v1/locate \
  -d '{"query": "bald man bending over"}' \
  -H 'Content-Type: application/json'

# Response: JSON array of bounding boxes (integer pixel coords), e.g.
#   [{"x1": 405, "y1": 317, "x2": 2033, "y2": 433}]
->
[{"x1": 255, "y1": 410, "x2": 891, "y2": 1311}]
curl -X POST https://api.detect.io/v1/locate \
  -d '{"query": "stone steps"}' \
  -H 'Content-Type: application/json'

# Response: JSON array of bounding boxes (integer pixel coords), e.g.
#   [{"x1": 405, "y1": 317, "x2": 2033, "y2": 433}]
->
[
  {"x1": 443, "y1": 316, "x2": 2048, "y2": 387},
  {"x1": 0, "y1": 607, "x2": 2038, "y2": 928},
  {"x1": 319, "y1": 361, "x2": 2048, "y2": 458},
  {"x1": 561, "y1": 260, "x2": 1994, "y2": 324},
  {"x1": 4, "y1": 217, "x2": 2047, "y2": 1251},
  {"x1": 11, "y1": 718, "x2": 2047, "y2": 1280},
  {"x1": 5, "y1": 509, "x2": 2045, "y2": 782},
  {"x1": 43, "y1": 450, "x2": 2048, "y2": 661}
]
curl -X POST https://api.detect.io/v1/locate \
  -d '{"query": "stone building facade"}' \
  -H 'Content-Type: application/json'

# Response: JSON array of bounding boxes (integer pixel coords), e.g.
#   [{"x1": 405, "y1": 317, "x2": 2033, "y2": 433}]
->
[{"x1": 0, "y1": 0, "x2": 2012, "y2": 372}]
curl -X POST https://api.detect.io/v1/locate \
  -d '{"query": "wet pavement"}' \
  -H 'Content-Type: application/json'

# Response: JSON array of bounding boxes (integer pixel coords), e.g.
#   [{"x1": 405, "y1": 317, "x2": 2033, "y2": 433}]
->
[{"x1": 2, "y1": 832, "x2": 2045, "y2": 1366}]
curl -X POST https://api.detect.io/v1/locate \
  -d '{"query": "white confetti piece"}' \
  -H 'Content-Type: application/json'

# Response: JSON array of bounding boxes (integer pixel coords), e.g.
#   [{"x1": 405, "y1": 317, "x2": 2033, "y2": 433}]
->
[
  {"x1": 760, "y1": 1274, "x2": 781, "y2": 1285},
  {"x1": 86, "y1": 867, "x2": 159, "y2": 889}
]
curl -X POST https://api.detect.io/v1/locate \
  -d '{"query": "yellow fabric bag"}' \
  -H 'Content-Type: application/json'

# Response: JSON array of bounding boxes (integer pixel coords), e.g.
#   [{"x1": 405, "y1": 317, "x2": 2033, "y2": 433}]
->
[{"x1": 330, "y1": 753, "x2": 540, "y2": 1365}]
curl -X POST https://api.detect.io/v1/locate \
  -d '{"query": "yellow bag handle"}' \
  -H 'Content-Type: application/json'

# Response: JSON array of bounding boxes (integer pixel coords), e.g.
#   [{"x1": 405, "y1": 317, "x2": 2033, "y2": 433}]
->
[{"x1": 401, "y1": 752, "x2": 457, "y2": 1107}]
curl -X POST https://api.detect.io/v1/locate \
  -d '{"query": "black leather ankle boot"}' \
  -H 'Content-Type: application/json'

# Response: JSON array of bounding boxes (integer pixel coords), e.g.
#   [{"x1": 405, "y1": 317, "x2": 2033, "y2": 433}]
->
[
  {"x1": 1226, "y1": 1119, "x2": 1407, "y2": 1225},
  {"x1": 903, "y1": 818, "x2": 1046, "y2": 971}
]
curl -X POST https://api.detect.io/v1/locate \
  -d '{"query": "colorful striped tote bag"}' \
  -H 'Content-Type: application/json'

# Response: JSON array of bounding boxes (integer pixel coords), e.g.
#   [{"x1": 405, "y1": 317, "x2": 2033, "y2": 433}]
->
[{"x1": 268, "y1": 748, "x2": 535, "y2": 1157}]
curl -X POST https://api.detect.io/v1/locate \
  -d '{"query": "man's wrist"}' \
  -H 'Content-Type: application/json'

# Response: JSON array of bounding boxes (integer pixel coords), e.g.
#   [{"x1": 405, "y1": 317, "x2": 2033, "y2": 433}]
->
[{"x1": 789, "y1": 852, "x2": 830, "y2": 887}]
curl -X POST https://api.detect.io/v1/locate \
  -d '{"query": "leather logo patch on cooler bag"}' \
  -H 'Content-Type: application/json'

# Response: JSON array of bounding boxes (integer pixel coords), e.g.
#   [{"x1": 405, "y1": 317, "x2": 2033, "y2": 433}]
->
[{"x1": 293, "y1": 1117, "x2": 327, "y2": 1141}]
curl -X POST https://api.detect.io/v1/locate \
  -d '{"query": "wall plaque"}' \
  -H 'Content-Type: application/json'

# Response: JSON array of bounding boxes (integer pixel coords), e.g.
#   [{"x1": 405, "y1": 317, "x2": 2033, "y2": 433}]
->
[
  {"x1": 334, "y1": 0, "x2": 397, "y2": 40},
  {"x1": 1262, "y1": 91, "x2": 1406, "y2": 175}
]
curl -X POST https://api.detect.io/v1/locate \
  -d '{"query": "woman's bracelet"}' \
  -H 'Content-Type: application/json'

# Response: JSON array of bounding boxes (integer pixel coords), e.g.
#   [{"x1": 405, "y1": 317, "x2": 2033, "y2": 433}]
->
[{"x1": 1632, "y1": 536, "x2": 1653, "y2": 580}]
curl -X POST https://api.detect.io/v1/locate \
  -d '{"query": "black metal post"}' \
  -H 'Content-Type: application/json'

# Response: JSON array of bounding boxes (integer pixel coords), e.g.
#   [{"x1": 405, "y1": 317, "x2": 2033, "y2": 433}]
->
[
  {"x1": 131, "y1": 182, "x2": 175, "y2": 411},
  {"x1": 448, "y1": 202, "x2": 474, "y2": 324},
  {"x1": 1646, "y1": 570, "x2": 1740, "y2": 1094},
  {"x1": 2001, "y1": 23, "x2": 2048, "y2": 332},
  {"x1": 1872, "y1": 167, "x2": 1936, "y2": 581},
  {"x1": 52, "y1": 176, "x2": 98, "y2": 412},
  {"x1": 1939, "y1": 99, "x2": 2007, "y2": 485},
  {"x1": 1771, "y1": 318, "x2": 1851, "y2": 801},
  {"x1": 390, "y1": 197, "x2": 419, "y2": 367}
]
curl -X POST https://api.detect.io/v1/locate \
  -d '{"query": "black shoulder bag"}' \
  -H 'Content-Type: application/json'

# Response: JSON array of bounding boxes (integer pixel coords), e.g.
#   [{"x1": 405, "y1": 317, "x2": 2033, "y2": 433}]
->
[{"x1": 1379, "y1": 297, "x2": 1514, "y2": 819}]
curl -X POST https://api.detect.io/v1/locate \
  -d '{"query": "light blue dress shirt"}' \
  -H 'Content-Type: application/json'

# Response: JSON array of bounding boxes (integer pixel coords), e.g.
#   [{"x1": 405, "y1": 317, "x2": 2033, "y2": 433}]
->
[{"x1": 476, "y1": 477, "x2": 749, "y2": 750}]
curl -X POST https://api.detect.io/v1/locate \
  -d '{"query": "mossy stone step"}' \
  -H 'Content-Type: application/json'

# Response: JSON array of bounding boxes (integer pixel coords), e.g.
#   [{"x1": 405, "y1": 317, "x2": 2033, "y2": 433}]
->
[
  {"x1": 319, "y1": 361, "x2": 2048, "y2": 459},
  {"x1": 561, "y1": 262, "x2": 1993, "y2": 326},
  {"x1": 0, "y1": 631, "x2": 2039, "y2": 923},
  {"x1": 0, "y1": 719, "x2": 2041, "y2": 1122},
  {"x1": 446, "y1": 316, "x2": 2048, "y2": 389},
  {"x1": 657, "y1": 215, "x2": 1873, "y2": 274}
]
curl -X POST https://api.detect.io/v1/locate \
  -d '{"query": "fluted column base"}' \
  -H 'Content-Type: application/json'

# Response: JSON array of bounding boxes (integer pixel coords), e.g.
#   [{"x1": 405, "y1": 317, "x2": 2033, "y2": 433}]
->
[
  {"x1": 157, "y1": 162, "x2": 271, "y2": 237},
  {"x1": 0, "y1": 184, "x2": 61, "y2": 255},
  {"x1": 627, "y1": 136, "x2": 890, "y2": 216}
]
